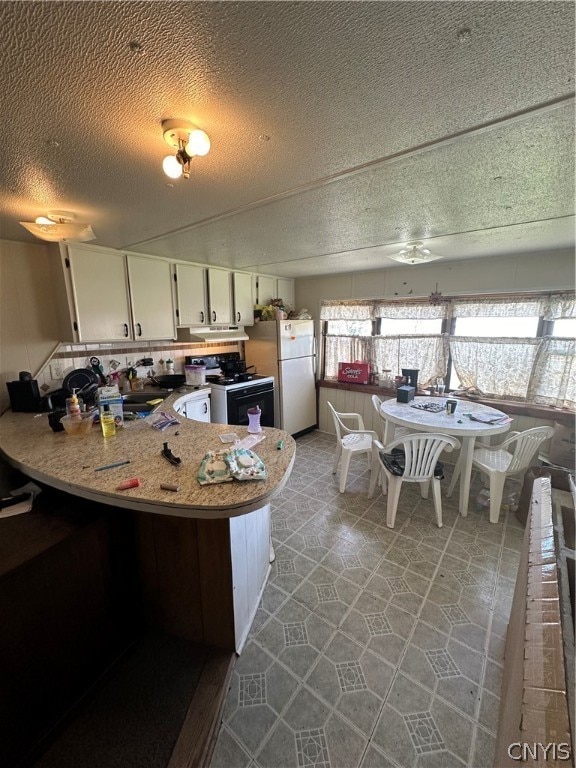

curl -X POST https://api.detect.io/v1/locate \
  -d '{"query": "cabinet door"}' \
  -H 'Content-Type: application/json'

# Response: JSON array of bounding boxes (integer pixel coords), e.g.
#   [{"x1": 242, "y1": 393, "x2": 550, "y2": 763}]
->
[
  {"x1": 67, "y1": 244, "x2": 132, "y2": 342},
  {"x1": 276, "y1": 278, "x2": 295, "y2": 310},
  {"x1": 207, "y1": 268, "x2": 232, "y2": 324},
  {"x1": 127, "y1": 255, "x2": 175, "y2": 340},
  {"x1": 233, "y1": 272, "x2": 254, "y2": 326},
  {"x1": 256, "y1": 275, "x2": 276, "y2": 306},
  {"x1": 175, "y1": 264, "x2": 208, "y2": 326},
  {"x1": 185, "y1": 396, "x2": 210, "y2": 422}
]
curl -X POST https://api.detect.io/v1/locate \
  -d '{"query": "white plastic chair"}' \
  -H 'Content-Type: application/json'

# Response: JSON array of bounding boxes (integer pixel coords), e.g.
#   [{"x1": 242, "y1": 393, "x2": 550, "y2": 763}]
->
[
  {"x1": 368, "y1": 432, "x2": 460, "y2": 528},
  {"x1": 371, "y1": 392, "x2": 411, "y2": 443},
  {"x1": 451, "y1": 426, "x2": 555, "y2": 523},
  {"x1": 327, "y1": 401, "x2": 378, "y2": 492}
]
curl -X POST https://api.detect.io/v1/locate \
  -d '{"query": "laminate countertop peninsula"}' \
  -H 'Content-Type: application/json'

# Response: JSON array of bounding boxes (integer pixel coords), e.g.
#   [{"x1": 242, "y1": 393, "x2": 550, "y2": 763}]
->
[{"x1": 0, "y1": 390, "x2": 296, "y2": 520}]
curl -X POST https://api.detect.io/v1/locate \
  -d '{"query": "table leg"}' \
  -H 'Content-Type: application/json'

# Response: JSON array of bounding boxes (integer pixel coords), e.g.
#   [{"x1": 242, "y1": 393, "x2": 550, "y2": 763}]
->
[{"x1": 458, "y1": 437, "x2": 475, "y2": 517}]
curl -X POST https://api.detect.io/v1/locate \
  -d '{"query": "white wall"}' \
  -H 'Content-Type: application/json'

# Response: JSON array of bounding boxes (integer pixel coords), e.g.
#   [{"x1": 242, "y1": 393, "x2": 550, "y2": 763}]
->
[{"x1": 294, "y1": 248, "x2": 575, "y2": 322}]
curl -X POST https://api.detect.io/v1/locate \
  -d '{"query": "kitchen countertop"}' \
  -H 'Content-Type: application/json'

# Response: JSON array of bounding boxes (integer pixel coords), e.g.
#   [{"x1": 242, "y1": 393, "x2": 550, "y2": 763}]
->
[{"x1": 0, "y1": 390, "x2": 296, "y2": 519}]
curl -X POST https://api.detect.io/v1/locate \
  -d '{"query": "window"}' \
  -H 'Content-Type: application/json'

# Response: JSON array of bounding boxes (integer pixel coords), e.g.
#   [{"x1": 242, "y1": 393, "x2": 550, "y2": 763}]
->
[
  {"x1": 380, "y1": 318, "x2": 442, "y2": 336},
  {"x1": 552, "y1": 318, "x2": 576, "y2": 338},
  {"x1": 320, "y1": 292, "x2": 576, "y2": 409}
]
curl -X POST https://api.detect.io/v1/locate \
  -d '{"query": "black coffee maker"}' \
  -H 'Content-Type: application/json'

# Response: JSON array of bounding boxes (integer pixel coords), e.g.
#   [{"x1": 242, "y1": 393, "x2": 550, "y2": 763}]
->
[{"x1": 396, "y1": 368, "x2": 419, "y2": 403}]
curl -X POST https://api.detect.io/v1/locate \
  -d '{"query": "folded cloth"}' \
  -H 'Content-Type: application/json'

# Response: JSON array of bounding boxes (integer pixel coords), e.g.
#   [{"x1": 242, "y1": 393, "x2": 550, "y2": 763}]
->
[
  {"x1": 226, "y1": 448, "x2": 266, "y2": 481},
  {"x1": 197, "y1": 450, "x2": 233, "y2": 485},
  {"x1": 379, "y1": 447, "x2": 445, "y2": 479}
]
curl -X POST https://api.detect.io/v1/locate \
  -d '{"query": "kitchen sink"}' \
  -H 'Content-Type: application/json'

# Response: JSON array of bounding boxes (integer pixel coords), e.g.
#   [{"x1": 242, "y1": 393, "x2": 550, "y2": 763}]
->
[{"x1": 121, "y1": 391, "x2": 170, "y2": 412}]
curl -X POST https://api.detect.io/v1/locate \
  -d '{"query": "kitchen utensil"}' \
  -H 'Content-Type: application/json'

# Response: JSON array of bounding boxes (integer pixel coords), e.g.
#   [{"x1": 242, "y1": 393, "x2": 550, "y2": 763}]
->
[
  {"x1": 89, "y1": 356, "x2": 106, "y2": 384},
  {"x1": 219, "y1": 360, "x2": 254, "y2": 376},
  {"x1": 63, "y1": 368, "x2": 100, "y2": 404},
  {"x1": 150, "y1": 374, "x2": 186, "y2": 389}
]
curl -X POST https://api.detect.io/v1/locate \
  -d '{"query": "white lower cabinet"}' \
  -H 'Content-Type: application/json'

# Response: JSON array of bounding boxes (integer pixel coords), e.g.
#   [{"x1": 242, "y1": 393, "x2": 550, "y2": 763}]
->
[{"x1": 173, "y1": 391, "x2": 211, "y2": 422}]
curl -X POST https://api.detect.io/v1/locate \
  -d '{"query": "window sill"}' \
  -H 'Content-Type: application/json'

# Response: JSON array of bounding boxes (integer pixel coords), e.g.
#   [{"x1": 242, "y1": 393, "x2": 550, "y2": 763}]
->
[{"x1": 318, "y1": 379, "x2": 575, "y2": 426}]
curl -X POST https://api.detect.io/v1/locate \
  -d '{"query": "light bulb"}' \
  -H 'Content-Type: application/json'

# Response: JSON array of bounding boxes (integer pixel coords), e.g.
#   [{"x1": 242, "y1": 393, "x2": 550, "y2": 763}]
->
[
  {"x1": 187, "y1": 129, "x2": 210, "y2": 157},
  {"x1": 35, "y1": 216, "x2": 54, "y2": 225},
  {"x1": 163, "y1": 154, "x2": 182, "y2": 179}
]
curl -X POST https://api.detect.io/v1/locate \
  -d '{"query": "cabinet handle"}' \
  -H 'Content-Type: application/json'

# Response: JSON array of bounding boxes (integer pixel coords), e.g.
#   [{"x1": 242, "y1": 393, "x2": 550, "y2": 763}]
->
[
  {"x1": 200, "y1": 311, "x2": 204, "y2": 323},
  {"x1": 237, "y1": 311, "x2": 241, "y2": 323},
  {"x1": 203, "y1": 402, "x2": 208, "y2": 414},
  {"x1": 212, "y1": 311, "x2": 216, "y2": 323},
  {"x1": 123, "y1": 323, "x2": 129, "y2": 338},
  {"x1": 137, "y1": 322, "x2": 142, "y2": 337}
]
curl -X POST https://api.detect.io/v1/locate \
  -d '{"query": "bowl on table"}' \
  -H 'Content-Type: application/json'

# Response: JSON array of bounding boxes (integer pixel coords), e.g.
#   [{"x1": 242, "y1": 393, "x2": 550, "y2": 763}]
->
[{"x1": 60, "y1": 410, "x2": 97, "y2": 436}]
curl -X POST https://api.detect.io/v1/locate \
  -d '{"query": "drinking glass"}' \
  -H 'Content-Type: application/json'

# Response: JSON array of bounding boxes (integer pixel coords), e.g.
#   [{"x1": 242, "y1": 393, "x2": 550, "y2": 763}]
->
[{"x1": 436, "y1": 378, "x2": 446, "y2": 396}]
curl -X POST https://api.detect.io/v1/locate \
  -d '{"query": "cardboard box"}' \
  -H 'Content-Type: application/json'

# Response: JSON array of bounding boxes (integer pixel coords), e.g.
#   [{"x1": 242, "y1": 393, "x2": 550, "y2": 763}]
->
[
  {"x1": 97, "y1": 385, "x2": 124, "y2": 428},
  {"x1": 548, "y1": 423, "x2": 575, "y2": 470},
  {"x1": 337, "y1": 362, "x2": 370, "y2": 384}
]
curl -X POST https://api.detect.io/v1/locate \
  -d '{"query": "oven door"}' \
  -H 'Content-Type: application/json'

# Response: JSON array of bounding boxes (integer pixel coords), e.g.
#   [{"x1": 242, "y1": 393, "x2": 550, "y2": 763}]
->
[{"x1": 226, "y1": 383, "x2": 274, "y2": 428}]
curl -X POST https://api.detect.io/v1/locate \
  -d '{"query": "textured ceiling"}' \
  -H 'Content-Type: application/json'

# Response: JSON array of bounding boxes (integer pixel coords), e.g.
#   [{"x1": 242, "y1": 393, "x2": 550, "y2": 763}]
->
[{"x1": 0, "y1": 1, "x2": 574, "y2": 277}]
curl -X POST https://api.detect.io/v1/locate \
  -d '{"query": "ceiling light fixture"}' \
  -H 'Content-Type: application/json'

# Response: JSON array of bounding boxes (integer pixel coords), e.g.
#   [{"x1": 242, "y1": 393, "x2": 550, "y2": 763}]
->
[
  {"x1": 19, "y1": 211, "x2": 95, "y2": 242},
  {"x1": 388, "y1": 241, "x2": 442, "y2": 266},
  {"x1": 162, "y1": 118, "x2": 210, "y2": 180}
]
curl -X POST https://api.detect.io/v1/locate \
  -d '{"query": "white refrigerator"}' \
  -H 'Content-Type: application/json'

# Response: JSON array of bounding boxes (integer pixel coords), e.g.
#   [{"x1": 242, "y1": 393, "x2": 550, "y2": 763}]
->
[{"x1": 245, "y1": 319, "x2": 317, "y2": 435}]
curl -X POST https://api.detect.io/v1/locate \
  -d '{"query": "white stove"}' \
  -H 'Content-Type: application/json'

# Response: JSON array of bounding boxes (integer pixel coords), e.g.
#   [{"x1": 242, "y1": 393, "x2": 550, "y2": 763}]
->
[
  {"x1": 188, "y1": 353, "x2": 275, "y2": 427},
  {"x1": 209, "y1": 374, "x2": 274, "y2": 391}
]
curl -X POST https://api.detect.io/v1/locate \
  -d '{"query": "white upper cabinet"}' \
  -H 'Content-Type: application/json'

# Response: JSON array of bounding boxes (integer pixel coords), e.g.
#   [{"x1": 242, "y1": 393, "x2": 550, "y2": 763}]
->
[
  {"x1": 255, "y1": 274, "x2": 295, "y2": 308},
  {"x1": 232, "y1": 272, "x2": 254, "y2": 326},
  {"x1": 276, "y1": 277, "x2": 295, "y2": 309},
  {"x1": 256, "y1": 274, "x2": 276, "y2": 306},
  {"x1": 65, "y1": 244, "x2": 132, "y2": 342},
  {"x1": 174, "y1": 263, "x2": 208, "y2": 326},
  {"x1": 126, "y1": 254, "x2": 175, "y2": 340},
  {"x1": 61, "y1": 244, "x2": 175, "y2": 342},
  {"x1": 207, "y1": 267, "x2": 232, "y2": 325}
]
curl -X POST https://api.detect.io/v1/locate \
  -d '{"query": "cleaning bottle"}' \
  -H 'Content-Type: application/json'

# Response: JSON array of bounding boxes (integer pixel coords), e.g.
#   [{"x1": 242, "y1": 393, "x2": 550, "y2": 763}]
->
[
  {"x1": 67, "y1": 388, "x2": 82, "y2": 420},
  {"x1": 100, "y1": 404, "x2": 116, "y2": 438}
]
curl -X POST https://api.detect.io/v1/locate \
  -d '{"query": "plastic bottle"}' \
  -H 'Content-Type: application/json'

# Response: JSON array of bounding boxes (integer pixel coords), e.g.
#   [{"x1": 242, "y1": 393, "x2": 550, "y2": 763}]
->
[
  {"x1": 100, "y1": 403, "x2": 116, "y2": 438},
  {"x1": 247, "y1": 406, "x2": 262, "y2": 433},
  {"x1": 67, "y1": 388, "x2": 82, "y2": 420},
  {"x1": 166, "y1": 359, "x2": 174, "y2": 374}
]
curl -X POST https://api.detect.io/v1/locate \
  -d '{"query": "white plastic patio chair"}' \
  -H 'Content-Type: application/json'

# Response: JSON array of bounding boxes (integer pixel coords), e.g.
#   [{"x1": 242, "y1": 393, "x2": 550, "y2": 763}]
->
[
  {"x1": 371, "y1": 392, "x2": 412, "y2": 443},
  {"x1": 450, "y1": 425, "x2": 555, "y2": 524},
  {"x1": 368, "y1": 432, "x2": 460, "y2": 528},
  {"x1": 327, "y1": 401, "x2": 378, "y2": 492}
]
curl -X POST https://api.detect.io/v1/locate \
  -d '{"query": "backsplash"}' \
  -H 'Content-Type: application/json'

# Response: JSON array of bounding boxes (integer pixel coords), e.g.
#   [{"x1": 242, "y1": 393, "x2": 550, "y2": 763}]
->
[{"x1": 35, "y1": 340, "x2": 242, "y2": 393}]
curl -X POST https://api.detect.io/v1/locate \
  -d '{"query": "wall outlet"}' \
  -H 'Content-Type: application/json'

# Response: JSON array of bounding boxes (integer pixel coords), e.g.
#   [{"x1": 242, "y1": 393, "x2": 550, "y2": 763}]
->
[
  {"x1": 125, "y1": 357, "x2": 135, "y2": 368},
  {"x1": 49, "y1": 363, "x2": 63, "y2": 380}
]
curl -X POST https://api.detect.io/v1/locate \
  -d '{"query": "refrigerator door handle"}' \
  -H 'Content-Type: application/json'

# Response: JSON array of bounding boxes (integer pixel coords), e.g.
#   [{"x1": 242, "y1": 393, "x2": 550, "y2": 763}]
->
[{"x1": 312, "y1": 336, "x2": 317, "y2": 376}]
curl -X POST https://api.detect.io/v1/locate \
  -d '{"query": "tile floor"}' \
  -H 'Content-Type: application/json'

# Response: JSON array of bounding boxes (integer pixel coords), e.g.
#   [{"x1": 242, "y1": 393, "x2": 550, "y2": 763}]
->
[{"x1": 210, "y1": 431, "x2": 524, "y2": 768}]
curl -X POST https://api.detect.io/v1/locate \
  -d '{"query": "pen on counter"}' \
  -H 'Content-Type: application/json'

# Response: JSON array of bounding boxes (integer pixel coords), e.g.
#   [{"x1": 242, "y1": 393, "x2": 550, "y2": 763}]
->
[{"x1": 94, "y1": 460, "x2": 131, "y2": 472}]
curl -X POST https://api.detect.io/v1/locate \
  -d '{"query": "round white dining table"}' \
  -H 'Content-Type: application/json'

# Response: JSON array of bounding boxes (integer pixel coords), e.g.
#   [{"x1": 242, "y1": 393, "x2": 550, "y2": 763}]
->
[{"x1": 379, "y1": 396, "x2": 511, "y2": 517}]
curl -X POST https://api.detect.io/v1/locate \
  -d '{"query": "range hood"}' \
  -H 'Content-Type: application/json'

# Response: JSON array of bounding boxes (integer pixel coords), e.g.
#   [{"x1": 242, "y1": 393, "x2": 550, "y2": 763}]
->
[{"x1": 176, "y1": 327, "x2": 249, "y2": 343}]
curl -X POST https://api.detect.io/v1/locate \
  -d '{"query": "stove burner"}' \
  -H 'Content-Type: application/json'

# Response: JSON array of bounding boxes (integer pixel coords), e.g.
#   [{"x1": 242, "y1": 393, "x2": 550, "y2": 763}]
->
[{"x1": 219, "y1": 377, "x2": 236, "y2": 385}]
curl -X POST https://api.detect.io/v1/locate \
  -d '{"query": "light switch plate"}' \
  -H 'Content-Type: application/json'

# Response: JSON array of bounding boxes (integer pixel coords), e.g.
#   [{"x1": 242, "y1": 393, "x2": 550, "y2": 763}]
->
[{"x1": 49, "y1": 363, "x2": 63, "y2": 380}]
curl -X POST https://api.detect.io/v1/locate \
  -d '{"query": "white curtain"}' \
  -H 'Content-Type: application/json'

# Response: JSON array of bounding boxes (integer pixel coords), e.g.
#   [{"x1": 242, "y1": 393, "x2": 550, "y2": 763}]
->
[
  {"x1": 373, "y1": 335, "x2": 449, "y2": 388},
  {"x1": 320, "y1": 301, "x2": 374, "y2": 320},
  {"x1": 543, "y1": 293, "x2": 576, "y2": 320},
  {"x1": 528, "y1": 337, "x2": 576, "y2": 409},
  {"x1": 450, "y1": 337, "x2": 541, "y2": 399},
  {"x1": 375, "y1": 301, "x2": 447, "y2": 320},
  {"x1": 451, "y1": 296, "x2": 545, "y2": 318},
  {"x1": 324, "y1": 336, "x2": 372, "y2": 379}
]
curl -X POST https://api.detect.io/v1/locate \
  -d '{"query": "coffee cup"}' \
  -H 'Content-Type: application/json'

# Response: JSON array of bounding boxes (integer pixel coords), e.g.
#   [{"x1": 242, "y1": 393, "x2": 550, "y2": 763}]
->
[{"x1": 446, "y1": 399, "x2": 457, "y2": 415}]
